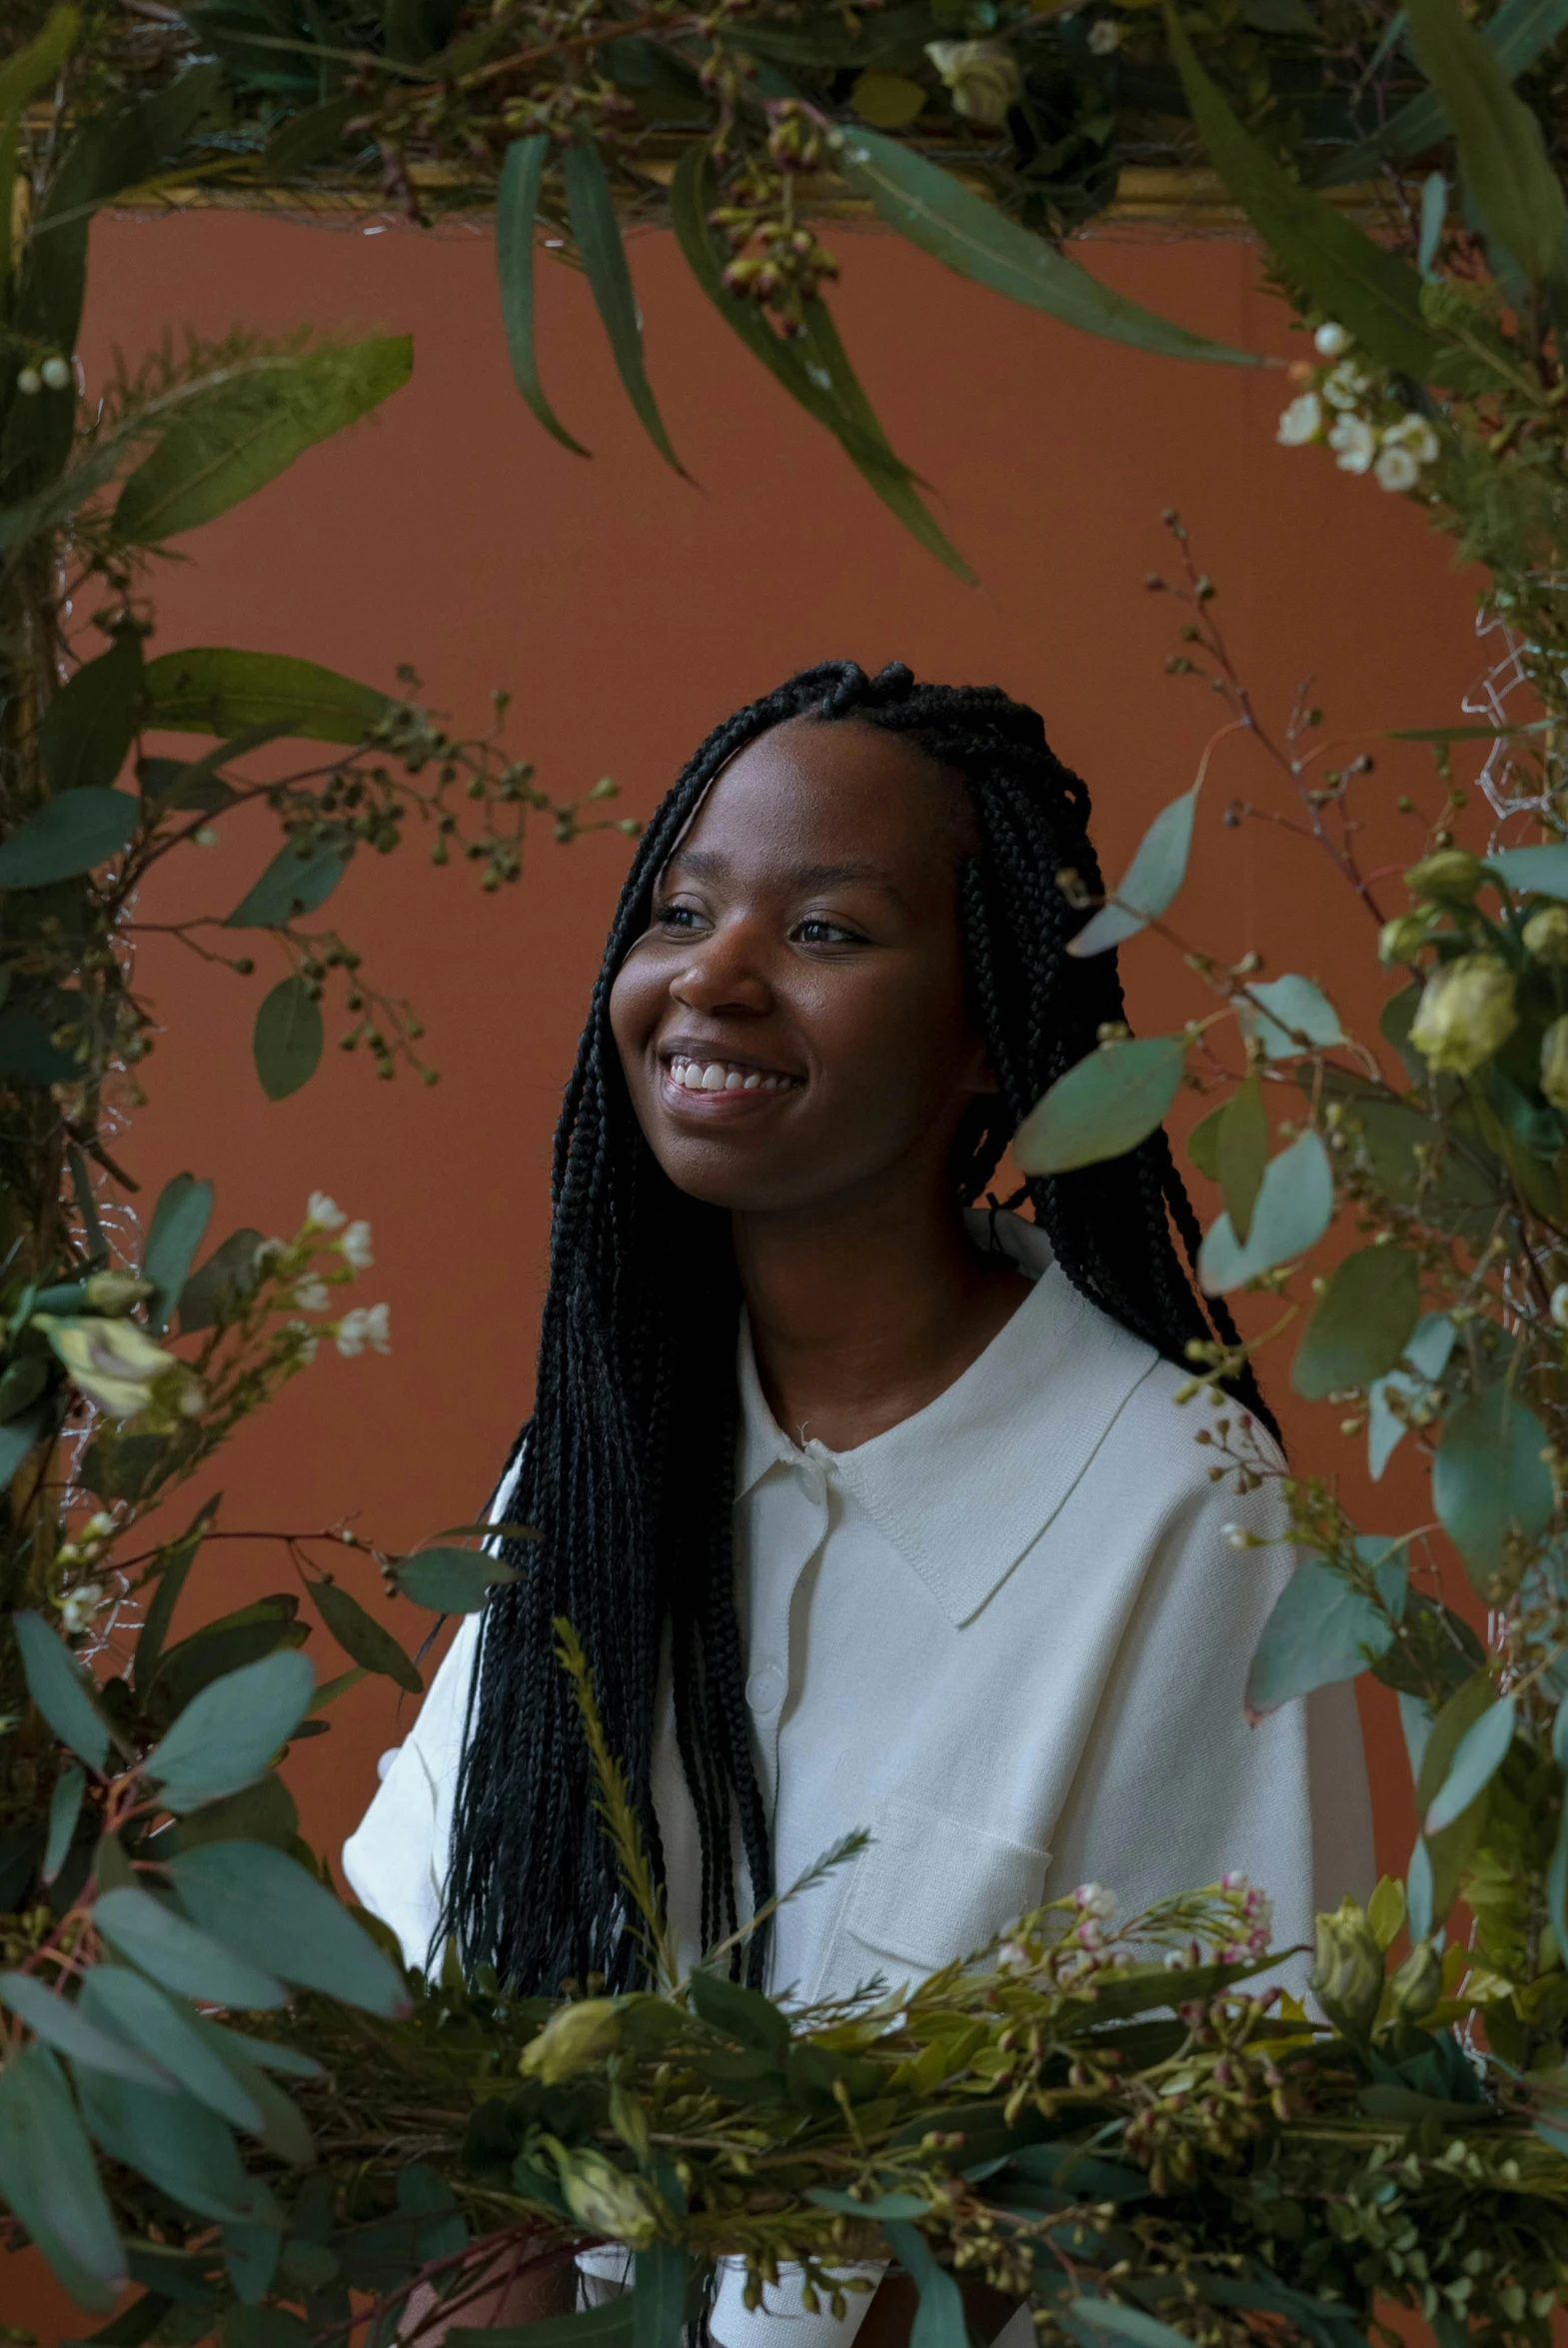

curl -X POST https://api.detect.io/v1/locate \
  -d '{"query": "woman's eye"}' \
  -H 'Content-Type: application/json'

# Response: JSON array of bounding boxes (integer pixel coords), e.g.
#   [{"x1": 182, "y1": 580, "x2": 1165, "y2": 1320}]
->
[
  {"x1": 653, "y1": 903, "x2": 705, "y2": 931},
  {"x1": 794, "y1": 917, "x2": 866, "y2": 947}
]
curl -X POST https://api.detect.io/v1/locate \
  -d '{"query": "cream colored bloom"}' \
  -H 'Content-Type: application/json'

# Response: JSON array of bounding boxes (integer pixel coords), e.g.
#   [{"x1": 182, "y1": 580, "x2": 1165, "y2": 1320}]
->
[
  {"x1": 336, "y1": 1302, "x2": 391, "y2": 1357},
  {"x1": 1276, "y1": 392, "x2": 1322, "y2": 447},
  {"x1": 1542, "y1": 1016, "x2": 1568, "y2": 1110},
  {"x1": 306, "y1": 1191, "x2": 346, "y2": 1230},
  {"x1": 293, "y1": 1277, "x2": 332, "y2": 1313},
  {"x1": 1409, "y1": 955, "x2": 1518, "y2": 1074},
  {"x1": 1086, "y1": 17, "x2": 1121, "y2": 52},
  {"x1": 1322, "y1": 359, "x2": 1372, "y2": 411},
  {"x1": 58, "y1": 1581, "x2": 104, "y2": 1635},
  {"x1": 1383, "y1": 412, "x2": 1440, "y2": 465},
  {"x1": 553, "y1": 2149, "x2": 663, "y2": 2249},
  {"x1": 34, "y1": 1313, "x2": 187, "y2": 1419},
  {"x1": 1327, "y1": 413, "x2": 1376, "y2": 475},
  {"x1": 341, "y1": 1219, "x2": 374, "y2": 1271},
  {"x1": 1314, "y1": 321, "x2": 1350, "y2": 359},
  {"x1": 924, "y1": 38, "x2": 1022, "y2": 124},
  {"x1": 522, "y1": 1998, "x2": 622, "y2": 2083},
  {"x1": 1373, "y1": 443, "x2": 1420, "y2": 493}
]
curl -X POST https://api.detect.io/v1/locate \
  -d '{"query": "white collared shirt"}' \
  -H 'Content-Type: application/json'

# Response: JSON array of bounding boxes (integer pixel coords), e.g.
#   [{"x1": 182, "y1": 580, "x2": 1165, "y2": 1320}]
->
[{"x1": 344, "y1": 1211, "x2": 1373, "y2": 1998}]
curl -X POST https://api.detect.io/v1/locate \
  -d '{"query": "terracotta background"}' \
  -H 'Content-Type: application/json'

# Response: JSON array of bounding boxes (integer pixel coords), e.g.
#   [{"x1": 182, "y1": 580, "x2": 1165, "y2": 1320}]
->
[{"x1": 17, "y1": 205, "x2": 1483, "y2": 2338}]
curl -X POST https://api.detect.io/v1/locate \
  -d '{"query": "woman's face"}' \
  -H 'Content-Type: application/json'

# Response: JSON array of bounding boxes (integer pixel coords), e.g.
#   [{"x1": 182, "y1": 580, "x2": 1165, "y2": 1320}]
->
[{"x1": 609, "y1": 716, "x2": 993, "y2": 1217}]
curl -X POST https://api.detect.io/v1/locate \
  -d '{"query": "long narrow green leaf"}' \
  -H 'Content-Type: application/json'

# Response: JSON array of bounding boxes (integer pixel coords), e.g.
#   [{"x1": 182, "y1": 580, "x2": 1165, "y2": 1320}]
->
[
  {"x1": 0, "y1": 8, "x2": 79, "y2": 288},
  {"x1": 562, "y1": 139, "x2": 687, "y2": 477},
  {"x1": 838, "y1": 126, "x2": 1256, "y2": 368},
  {"x1": 1403, "y1": 0, "x2": 1568, "y2": 293},
  {"x1": 1315, "y1": 0, "x2": 1568, "y2": 186},
  {"x1": 497, "y1": 136, "x2": 590, "y2": 457},
  {"x1": 1164, "y1": 10, "x2": 1444, "y2": 384},
  {"x1": 669, "y1": 146, "x2": 973, "y2": 580},
  {"x1": 0, "y1": 2044, "x2": 125, "y2": 2311}
]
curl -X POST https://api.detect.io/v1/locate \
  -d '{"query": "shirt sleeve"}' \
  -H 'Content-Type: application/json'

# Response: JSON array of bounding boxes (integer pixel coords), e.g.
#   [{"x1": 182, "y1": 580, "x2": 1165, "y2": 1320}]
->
[
  {"x1": 1041, "y1": 1449, "x2": 1375, "y2": 1965},
  {"x1": 341, "y1": 1447, "x2": 524, "y2": 1969}
]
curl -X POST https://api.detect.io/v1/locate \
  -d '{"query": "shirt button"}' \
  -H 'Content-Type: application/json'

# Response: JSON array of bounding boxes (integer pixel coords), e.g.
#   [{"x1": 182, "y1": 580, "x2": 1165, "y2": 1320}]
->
[{"x1": 747, "y1": 1661, "x2": 785, "y2": 1715}]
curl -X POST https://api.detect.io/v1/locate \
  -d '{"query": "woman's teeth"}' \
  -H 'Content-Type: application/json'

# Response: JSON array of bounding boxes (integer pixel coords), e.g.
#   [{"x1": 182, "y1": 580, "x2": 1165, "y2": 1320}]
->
[{"x1": 669, "y1": 1057, "x2": 791, "y2": 1095}]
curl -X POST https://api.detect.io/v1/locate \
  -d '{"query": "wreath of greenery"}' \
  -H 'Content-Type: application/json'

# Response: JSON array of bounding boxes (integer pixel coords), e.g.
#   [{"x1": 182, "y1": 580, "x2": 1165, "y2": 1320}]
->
[{"x1": 6, "y1": 6, "x2": 1568, "y2": 2348}]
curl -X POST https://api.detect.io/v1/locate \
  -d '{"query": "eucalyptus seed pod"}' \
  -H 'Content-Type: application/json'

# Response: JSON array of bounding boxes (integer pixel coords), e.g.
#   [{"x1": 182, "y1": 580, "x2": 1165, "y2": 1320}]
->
[
  {"x1": 1309, "y1": 1898, "x2": 1385, "y2": 2042},
  {"x1": 1408, "y1": 955, "x2": 1518, "y2": 1074},
  {"x1": 1404, "y1": 849, "x2": 1484, "y2": 901},
  {"x1": 554, "y1": 2148, "x2": 663, "y2": 2248}
]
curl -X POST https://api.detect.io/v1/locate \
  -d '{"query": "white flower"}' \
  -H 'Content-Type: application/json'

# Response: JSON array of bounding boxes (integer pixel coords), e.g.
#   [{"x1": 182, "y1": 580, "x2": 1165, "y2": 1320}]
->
[
  {"x1": 336, "y1": 1301, "x2": 391, "y2": 1357},
  {"x1": 306, "y1": 1191, "x2": 346, "y2": 1230},
  {"x1": 1086, "y1": 17, "x2": 1121, "y2": 52},
  {"x1": 1383, "y1": 411, "x2": 1440, "y2": 466},
  {"x1": 1072, "y1": 1882, "x2": 1117, "y2": 1921},
  {"x1": 253, "y1": 1236, "x2": 287, "y2": 1273},
  {"x1": 341, "y1": 1219, "x2": 374, "y2": 1271},
  {"x1": 15, "y1": 368, "x2": 40, "y2": 397},
  {"x1": 58, "y1": 1581, "x2": 104, "y2": 1634},
  {"x1": 1221, "y1": 1521, "x2": 1252, "y2": 1549},
  {"x1": 40, "y1": 355, "x2": 72, "y2": 391},
  {"x1": 1553, "y1": 1283, "x2": 1568, "y2": 1330},
  {"x1": 284, "y1": 1316, "x2": 320, "y2": 1366},
  {"x1": 996, "y1": 1939, "x2": 1032, "y2": 1973},
  {"x1": 924, "y1": 38, "x2": 1022, "y2": 124},
  {"x1": 1373, "y1": 442, "x2": 1420, "y2": 493},
  {"x1": 293, "y1": 1277, "x2": 332, "y2": 1312},
  {"x1": 82, "y1": 1511, "x2": 117, "y2": 1543},
  {"x1": 1321, "y1": 359, "x2": 1372, "y2": 411},
  {"x1": 193, "y1": 825, "x2": 219, "y2": 849},
  {"x1": 1327, "y1": 413, "x2": 1376, "y2": 475},
  {"x1": 35, "y1": 1312, "x2": 184, "y2": 1419},
  {"x1": 1275, "y1": 391, "x2": 1322, "y2": 447},
  {"x1": 1313, "y1": 322, "x2": 1350, "y2": 359}
]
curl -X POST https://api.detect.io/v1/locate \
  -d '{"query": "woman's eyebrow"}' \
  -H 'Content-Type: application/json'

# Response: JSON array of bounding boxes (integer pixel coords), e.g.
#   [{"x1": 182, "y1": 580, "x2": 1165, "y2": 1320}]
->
[{"x1": 663, "y1": 849, "x2": 910, "y2": 905}]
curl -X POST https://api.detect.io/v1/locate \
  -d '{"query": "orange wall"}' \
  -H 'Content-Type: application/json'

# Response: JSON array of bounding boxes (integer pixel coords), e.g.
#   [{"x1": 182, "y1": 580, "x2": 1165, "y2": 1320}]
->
[{"x1": 15, "y1": 208, "x2": 1479, "y2": 2336}]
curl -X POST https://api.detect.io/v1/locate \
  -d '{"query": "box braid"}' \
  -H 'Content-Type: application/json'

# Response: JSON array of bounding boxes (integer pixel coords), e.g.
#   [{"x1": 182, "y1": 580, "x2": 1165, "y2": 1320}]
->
[{"x1": 441, "y1": 660, "x2": 1278, "y2": 1999}]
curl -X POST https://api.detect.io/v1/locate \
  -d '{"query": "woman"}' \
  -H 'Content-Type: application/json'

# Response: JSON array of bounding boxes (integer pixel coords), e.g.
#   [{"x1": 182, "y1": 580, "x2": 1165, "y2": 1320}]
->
[{"x1": 345, "y1": 659, "x2": 1372, "y2": 2340}]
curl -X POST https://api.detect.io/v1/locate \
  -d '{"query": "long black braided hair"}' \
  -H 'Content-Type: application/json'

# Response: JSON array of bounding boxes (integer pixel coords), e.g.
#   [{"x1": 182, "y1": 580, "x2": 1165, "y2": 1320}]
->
[{"x1": 442, "y1": 661, "x2": 1276, "y2": 1997}]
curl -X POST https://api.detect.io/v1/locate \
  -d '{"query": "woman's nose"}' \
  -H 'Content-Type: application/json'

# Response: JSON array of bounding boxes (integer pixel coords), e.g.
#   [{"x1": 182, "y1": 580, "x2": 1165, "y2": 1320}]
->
[{"x1": 670, "y1": 925, "x2": 772, "y2": 1017}]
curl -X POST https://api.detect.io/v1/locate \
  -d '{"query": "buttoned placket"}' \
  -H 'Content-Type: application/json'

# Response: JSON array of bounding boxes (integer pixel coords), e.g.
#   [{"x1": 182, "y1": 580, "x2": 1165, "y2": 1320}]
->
[{"x1": 741, "y1": 1441, "x2": 832, "y2": 1831}]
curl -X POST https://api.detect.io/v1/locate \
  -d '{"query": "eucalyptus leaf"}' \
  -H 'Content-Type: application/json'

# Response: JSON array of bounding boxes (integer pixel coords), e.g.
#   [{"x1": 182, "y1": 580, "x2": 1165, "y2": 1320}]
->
[
  {"x1": 0, "y1": 786, "x2": 139, "y2": 887},
  {"x1": 1488, "y1": 842, "x2": 1568, "y2": 900},
  {"x1": 253, "y1": 976, "x2": 324, "y2": 1100},
  {"x1": 1247, "y1": 974, "x2": 1345, "y2": 1060},
  {"x1": 633, "y1": 2240, "x2": 689, "y2": 2348},
  {"x1": 133, "y1": 1496, "x2": 219, "y2": 1691},
  {"x1": 12, "y1": 1608, "x2": 112, "y2": 1770},
  {"x1": 1291, "y1": 1244, "x2": 1421, "y2": 1400},
  {"x1": 93, "y1": 1883, "x2": 289, "y2": 2009},
  {"x1": 1164, "y1": 12, "x2": 1444, "y2": 384},
  {"x1": 884, "y1": 2217, "x2": 966, "y2": 2348},
  {"x1": 392, "y1": 1544, "x2": 524, "y2": 1612},
  {"x1": 1551, "y1": 1766, "x2": 1568, "y2": 1966},
  {"x1": 1425, "y1": 1692, "x2": 1516, "y2": 1833},
  {"x1": 1416, "y1": 1669, "x2": 1499, "y2": 1915},
  {"x1": 563, "y1": 140, "x2": 686, "y2": 476},
  {"x1": 263, "y1": 93, "x2": 362, "y2": 176},
  {"x1": 38, "y1": 634, "x2": 145, "y2": 795},
  {"x1": 839, "y1": 129, "x2": 1257, "y2": 368},
  {"x1": 0, "y1": 1969, "x2": 175, "y2": 2089},
  {"x1": 142, "y1": 1647, "x2": 315, "y2": 1812},
  {"x1": 1316, "y1": 0, "x2": 1568, "y2": 184},
  {"x1": 497, "y1": 135, "x2": 590, "y2": 457},
  {"x1": 75, "y1": 2065, "x2": 262, "y2": 2224},
  {"x1": 43, "y1": 1762, "x2": 85, "y2": 1882},
  {"x1": 143, "y1": 647, "x2": 392, "y2": 744},
  {"x1": 1216, "y1": 1076, "x2": 1267, "y2": 1245},
  {"x1": 1186, "y1": 1101, "x2": 1224, "y2": 1182},
  {"x1": 169, "y1": 1840, "x2": 412, "y2": 2018},
  {"x1": 1246, "y1": 1540, "x2": 1407, "y2": 1718},
  {"x1": 115, "y1": 337, "x2": 414, "y2": 543},
  {"x1": 1368, "y1": 1310, "x2": 1456, "y2": 1480},
  {"x1": 1432, "y1": 1382, "x2": 1555, "y2": 1590},
  {"x1": 225, "y1": 837, "x2": 350, "y2": 929},
  {"x1": 178, "y1": 1227, "x2": 265, "y2": 1335},
  {"x1": 1067, "y1": 2301, "x2": 1190, "y2": 2348},
  {"x1": 0, "y1": 1010, "x2": 76, "y2": 1086},
  {"x1": 0, "y1": 2042, "x2": 125, "y2": 2311},
  {"x1": 1404, "y1": 0, "x2": 1568, "y2": 294},
  {"x1": 81, "y1": 1968, "x2": 270, "y2": 2137},
  {"x1": 448, "y1": 2302, "x2": 634, "y2": 2348},
  {"x1": 141, "y1": 1172, "x2": 214, "y2": 1334},
  {"x1": 1197, "y1": 1131, "x2": 1334, "y2": 1293},
  {"x1": 1013, "y1": 1036, "x2": 1186, "y2": 1174},
  {"x1": 1068, "y1": 782, "x2": 1199, "y2": 957},
  {"x1": 305, "y1": 1574, "x2": 421, "y2": 1692}
]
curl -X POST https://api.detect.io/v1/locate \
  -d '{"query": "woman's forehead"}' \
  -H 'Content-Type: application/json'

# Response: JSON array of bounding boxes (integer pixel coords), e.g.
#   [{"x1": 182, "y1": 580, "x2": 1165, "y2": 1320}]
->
[{"x1": 670, "y1": 716, "x2": 972, "y2": 872}]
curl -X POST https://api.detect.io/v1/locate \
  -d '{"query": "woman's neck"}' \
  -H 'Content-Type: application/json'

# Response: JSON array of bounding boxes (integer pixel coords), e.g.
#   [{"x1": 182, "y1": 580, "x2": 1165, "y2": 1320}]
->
[{"x1": 733, "y1": 1181, "x2": 1026, "y2": 1452}]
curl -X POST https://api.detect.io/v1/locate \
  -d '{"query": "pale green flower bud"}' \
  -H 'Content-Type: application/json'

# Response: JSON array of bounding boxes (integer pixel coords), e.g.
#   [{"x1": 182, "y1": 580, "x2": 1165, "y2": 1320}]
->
[
  {"x1": 1408, "y1": 955, "x2": 1518, "y2": 1074},
  {"x1": 1543, "y1": 1017, "x2": 1568, "y2": 1111},
  {"x1": 33, "y1": 1313, "x2": 181, "y2": 1419},
  {"x1": 553, "y1": 2148, "x2": 662, "y2": 2248},
  {"x1": 1378, "y1": 914, "x2": 1429, "y2": 966},
  {"x1": 520, "y1": 1997, "x2": 622, "y2": 2084},
  {"x1": 1523, "y1": 904, "x2": 1568, "y2": 966},
  {"x1": 1387, "y1": 1935, "x2": 1443, "y2": 2020},
  {"x1": 82, "y1": 1269, "x2": 154, "y2": 1315},
  {"x1": 1309, "y1": 1897, "x2": 1385, "y2": 2042},
  {"x1": 1404, "y1": 849, "x2": 1484, "y2": 902},
  {"x1": 924, "y1": 38, "x2": 1022, "y2": 124}
]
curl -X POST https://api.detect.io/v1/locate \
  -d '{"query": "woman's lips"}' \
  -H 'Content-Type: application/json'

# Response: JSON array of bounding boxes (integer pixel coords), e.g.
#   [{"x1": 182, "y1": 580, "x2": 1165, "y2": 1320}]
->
[{"x1": 658, "y1": 1053, "x2": 801, "y2": 1114}]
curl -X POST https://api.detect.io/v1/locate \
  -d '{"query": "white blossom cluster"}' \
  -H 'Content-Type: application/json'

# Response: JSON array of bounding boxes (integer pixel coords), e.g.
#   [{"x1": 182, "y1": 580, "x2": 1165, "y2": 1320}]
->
[{"x1": 1275, "y1": 321, "x2": 1441, "y2": 495}]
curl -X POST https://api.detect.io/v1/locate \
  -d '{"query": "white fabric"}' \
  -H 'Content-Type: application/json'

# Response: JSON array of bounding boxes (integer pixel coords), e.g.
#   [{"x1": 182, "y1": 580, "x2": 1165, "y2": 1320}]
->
[{"x1": 343, "y1": 1210, "x2": 1373, "y2": 2347}]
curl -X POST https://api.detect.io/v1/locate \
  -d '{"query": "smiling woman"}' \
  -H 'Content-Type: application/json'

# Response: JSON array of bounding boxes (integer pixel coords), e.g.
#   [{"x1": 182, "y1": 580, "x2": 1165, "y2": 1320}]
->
[{"x1": 343, "y1": 660, "x2": 1374, "y2": 2348}]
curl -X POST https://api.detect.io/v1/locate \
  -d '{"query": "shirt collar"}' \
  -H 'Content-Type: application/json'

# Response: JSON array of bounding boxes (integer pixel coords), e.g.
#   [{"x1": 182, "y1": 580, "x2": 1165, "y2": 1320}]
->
[{"x1": 735, "y1": 1211, "x2": 1160, "y2": 1627}]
